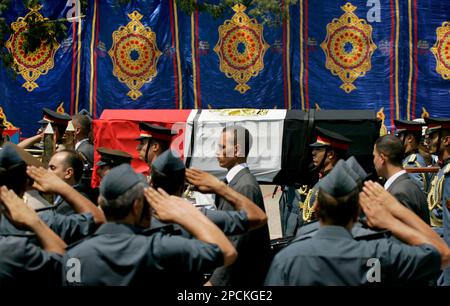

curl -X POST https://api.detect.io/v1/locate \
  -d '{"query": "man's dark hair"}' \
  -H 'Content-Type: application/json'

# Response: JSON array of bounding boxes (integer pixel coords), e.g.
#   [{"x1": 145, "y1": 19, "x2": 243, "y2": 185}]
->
[
  {"x1": 316, "y1": 187, "x2": 360, "y2": 226},
  {"x1": 375, "y1": 134, "x2": 404, "y2": 167},
  {"x1": 72, "y1": 114, "x2": 92, "y2": 138},
  {"x1": 151, "y1": 168, "x2": 185, "y2": 196},
  {"x1": 149, "y1": 138, "x2": 170, "y2": 152},
  {"x1": 222, "y1": 125, "x2": 253, "y2": 157},
  {"x1": 329, "y1": 148, "x2": 348, "y2": 161},
  {"x1": 99, "y1": 183, "x2": 144, "y2": 221},
  {"x1": 57, "y1": 150, "x2": 85, "y2": 182}
]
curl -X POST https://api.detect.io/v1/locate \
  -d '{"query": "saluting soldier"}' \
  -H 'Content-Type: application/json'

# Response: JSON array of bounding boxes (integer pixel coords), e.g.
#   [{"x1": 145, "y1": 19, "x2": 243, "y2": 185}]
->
[
  {"x1": 0, "y1": 184, "x2": 66, "y2": 286},
  {"x1": 96, "y1": 147, "x2": 132, "y2": 179},
  {"x1": 18, "y1": 108, "x2": 72, "y2": 150},
  {"x1": 135, "y1": 122, "x2": 176, "y2": 177},
  {"x1": 265, "y1": 162, "x2": 449, "y2": 285},
  {"x1": 146, "y1": 149, "x2": 268, "y2": 237},
  {"x1": 296, "y1": 127, "x2": 352, "y2": 234},
  {"x1": 424, "y1": 117, "x2": 450, "y2": 285},
  {"x1": 64, "y1": 163, "x2": 237, "y2": 286},
  {"x1": 0, "y1": 143, "x2": 104, "y2": 245},
  {"x1": 394, "y1": 119, "x2": 429, "y2": 192}
]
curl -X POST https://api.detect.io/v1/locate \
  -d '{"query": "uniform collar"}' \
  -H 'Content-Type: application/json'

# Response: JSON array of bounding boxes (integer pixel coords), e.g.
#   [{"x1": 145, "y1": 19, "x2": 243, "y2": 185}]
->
[
  {"x1": 315, "y1": 225, "x2": 354, "y2": 240},
  {"x1": 94, "y1": 222, "x2": 142, "y2": 236}
]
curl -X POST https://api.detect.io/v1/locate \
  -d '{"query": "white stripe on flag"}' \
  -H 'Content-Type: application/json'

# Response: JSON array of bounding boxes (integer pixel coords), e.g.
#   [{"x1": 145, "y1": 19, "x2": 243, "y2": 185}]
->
[{"x1": 188, "y1": 109, "x2": 287, "y2": 182}]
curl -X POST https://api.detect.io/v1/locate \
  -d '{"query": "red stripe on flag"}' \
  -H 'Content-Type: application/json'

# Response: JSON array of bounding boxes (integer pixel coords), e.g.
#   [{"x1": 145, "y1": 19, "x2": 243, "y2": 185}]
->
[
  {"x1": 169, "y1": 0, "x2": 179, "y2": 109},
  {"x1": 93, "y1": 110, "x2": 193, "y2": 188},
  {"x1": 389, "y1": 0, "x2": 395, "y2": 130}
]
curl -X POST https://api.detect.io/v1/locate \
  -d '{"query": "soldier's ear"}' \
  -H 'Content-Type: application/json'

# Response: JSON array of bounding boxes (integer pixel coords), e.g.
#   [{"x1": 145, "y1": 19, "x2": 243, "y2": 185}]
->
[
  {"x1": 406, "y1": 134, "x2": 414, "y2": 143},
  {"x1": 443, "y1": 135, "x2": 450, "y2": 147},
  {"x1": 65, "y1": 167, "x2": 74, "y2": 180}
]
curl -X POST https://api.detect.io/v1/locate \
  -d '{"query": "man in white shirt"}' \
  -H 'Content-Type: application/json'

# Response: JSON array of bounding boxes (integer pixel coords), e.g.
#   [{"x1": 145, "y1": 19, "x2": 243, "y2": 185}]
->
[
  {"x1": 72, "y1": 113, "x2": 94, "y2": 168},
  {"x1": 373, "y1": 134, "x2": 429, "y2": 223},
  {"x1": 209, "y1": 125, "x2": 271, "y2": 286}
]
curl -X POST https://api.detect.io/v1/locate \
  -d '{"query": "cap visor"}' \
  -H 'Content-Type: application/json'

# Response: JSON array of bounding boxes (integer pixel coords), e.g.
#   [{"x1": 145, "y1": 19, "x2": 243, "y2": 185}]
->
[{"x1": 309, "y1": 142, "x2": 328, "y2": 148}]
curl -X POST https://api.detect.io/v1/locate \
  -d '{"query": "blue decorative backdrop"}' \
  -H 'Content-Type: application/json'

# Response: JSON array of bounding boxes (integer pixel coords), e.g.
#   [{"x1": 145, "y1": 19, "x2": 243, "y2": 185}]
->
[{"x1": 0, "y1": 0, "x2": 449, "y2": 137}]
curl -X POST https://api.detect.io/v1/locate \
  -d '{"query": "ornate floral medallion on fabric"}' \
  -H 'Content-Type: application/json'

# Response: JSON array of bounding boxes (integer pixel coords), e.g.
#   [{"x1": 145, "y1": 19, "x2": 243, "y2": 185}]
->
[
  {"x1": 430, "y1": 21, "x2": 450, "y2": 80},
  {"x1": 108, "y1": 11, "x2": 162, "y2": 100},
  {"x1": 5, "y1": 6, "x2": 60, "y2": 92},
  {"x1": 320, "y1": 3, "x2": 377, "y2": 93},
  {"x1": 214, "y1": 4, "x2": 269, "y2": 94}
]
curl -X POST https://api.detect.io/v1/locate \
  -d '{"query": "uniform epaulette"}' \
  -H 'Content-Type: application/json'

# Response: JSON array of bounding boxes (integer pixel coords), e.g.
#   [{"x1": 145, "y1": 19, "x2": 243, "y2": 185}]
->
[{"x1": 407, "y1": 154, "x2": 417, "y2": 163}]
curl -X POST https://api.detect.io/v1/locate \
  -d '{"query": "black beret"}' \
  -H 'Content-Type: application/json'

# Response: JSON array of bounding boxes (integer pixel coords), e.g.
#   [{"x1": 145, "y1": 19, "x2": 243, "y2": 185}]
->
[
  {"x1": 320, "y1": 160, "x2": 358, "y2": 198},
  {"x1": 100, "y1": 164, "x2": 144, "y2": 201},
  {"x1": 345, "y1": 156, "x2": 368, "y2": 182},
  {"x1": 0, "y1": 142, "x2": 42, "y2": 168},
  {"x1": 151, "y1": 150, "x2": 185, "y2": 176}
]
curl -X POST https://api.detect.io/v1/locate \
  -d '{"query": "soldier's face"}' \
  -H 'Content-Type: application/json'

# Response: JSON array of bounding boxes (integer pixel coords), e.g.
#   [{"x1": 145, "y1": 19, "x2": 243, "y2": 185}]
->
[
  {"x1": 137, "y1": 139, "x2": 158, "y2": 164},
  {"x1": 427, "y1": 132, "x2": 439, "y2": 155},
  {"x1": 216, "y1": 131, "x2": 238, "y2": 170},
  {"x1": 372, "y1": 146, "x2": 384, "y2": 176},
  {"x1": 312, "y1": 148, "x2": 326, "y2": 168},
  {"x1": 48, "y1": 152, "x2": 71, "y2": 182},
  {"x1": 136, "y1": 139, "x2": 148, "y2": 161},
  {"x1": 98, "y1": 165, "x2": 111, "y2": 179}
]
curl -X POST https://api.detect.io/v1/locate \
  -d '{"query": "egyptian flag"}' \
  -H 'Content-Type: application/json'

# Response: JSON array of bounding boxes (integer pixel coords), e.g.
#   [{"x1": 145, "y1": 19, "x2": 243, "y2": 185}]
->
[{"x1": 92, "y1": 109, "x2": 380, "y2": 187}]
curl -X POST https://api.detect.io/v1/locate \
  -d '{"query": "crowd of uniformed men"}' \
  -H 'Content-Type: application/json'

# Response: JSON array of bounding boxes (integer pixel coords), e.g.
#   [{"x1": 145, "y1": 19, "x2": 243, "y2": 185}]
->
[{"x1": 0, "y1": 108, "x2": 449, "y2": 286}]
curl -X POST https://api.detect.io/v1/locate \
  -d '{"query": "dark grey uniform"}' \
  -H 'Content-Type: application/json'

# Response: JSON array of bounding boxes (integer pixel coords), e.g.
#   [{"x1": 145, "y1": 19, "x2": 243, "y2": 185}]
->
[
  {"x1": 0, "y1": 211, "x2": 96, "y2": 245},
  {"x1": 64, "y1": 223, "x2": 224, "y2": 286},
  {"x1": 53, "y1": 185, "x2": 90, "y2": 216},
  {"x1": 265, "y1": 226, "x2": 441, "y2": 286},
  {"x1": 147, "y1": 209, "x2": 249, "y2": 239},
  {"x1": 0, "y1": 234, "x2": 63, "y2": 286}
]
